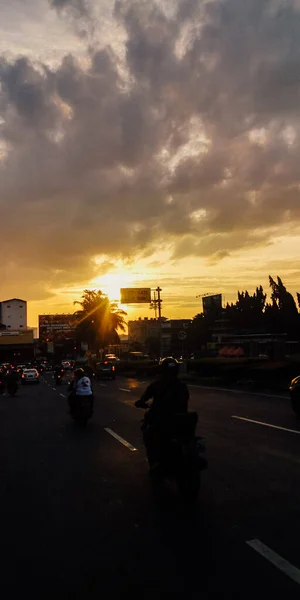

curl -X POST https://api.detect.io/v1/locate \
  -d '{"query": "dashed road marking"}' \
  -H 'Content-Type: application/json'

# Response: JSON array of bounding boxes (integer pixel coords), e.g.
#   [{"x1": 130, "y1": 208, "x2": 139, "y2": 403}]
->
[
  {"x1": 247, "y1": 539, "x2": 300, "y2": 585},
  {"x1": 60, "y1": 393, "x2": 66, "y2": 398},
  {"x1": 99, "y1": 383, "x2": 107, "y2": 387},
  {"x1": 119, "y1": 388, "x2": 131, "y2": 393},
  {"x1": 52, "y1": 387, "x2": 56, "y2": 391},
  {"x1": 232, "y1": 415, "x2": 300, "y2": 435},
  {"x1": 104, "y1": 428, "x2": 137, "y2": 452}
]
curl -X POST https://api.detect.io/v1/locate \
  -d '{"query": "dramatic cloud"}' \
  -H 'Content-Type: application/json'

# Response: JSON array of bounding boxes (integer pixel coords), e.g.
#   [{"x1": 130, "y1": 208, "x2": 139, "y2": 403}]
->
[{"x1": 1, "y1": 0, "x2": 300, "y2": 301}]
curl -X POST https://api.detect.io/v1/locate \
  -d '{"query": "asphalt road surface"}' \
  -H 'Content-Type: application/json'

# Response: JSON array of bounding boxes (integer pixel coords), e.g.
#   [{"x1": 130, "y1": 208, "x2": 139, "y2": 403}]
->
[{"x1": 1, "y1": 373, "x2": 300, "y2": 599}]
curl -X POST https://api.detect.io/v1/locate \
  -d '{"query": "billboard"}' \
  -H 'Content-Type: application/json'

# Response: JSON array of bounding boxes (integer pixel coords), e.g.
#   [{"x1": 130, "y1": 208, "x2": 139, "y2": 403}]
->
[
  {"x1": 202, "y1": 294, "x2": 222, "y2": 316},
  {"x1": 0, "y1": 330, "x2": 34, "y2": 346},
  {"x1": 39, "y1": 314, "x2": 75, "y2": 342},
  {"x1": 120, "y1": 288, "x2": 151, "y2": 304}
]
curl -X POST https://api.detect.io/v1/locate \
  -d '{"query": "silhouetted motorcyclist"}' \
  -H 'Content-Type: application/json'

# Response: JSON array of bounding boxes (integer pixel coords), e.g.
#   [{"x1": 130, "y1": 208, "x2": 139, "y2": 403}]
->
[
  {"x1": 6, "y1": 370, "x2": 19, "y2": 395},
  {"x1": 135, "y1": 357, "x2": 189, "y2": 419},
  {"x1": 68, "y1": 368, "x2": 93, "y2": 414},
  {"x1": 135, "y1": 357, "x2": 189, "y2": 471},
  {"x1": 54, "y1": 365, "x2": 64, "y2": 377}
]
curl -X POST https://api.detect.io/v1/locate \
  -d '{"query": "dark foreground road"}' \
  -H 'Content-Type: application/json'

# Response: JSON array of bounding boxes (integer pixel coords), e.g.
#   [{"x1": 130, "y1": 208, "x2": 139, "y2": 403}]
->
[{"x1": 0, "y1": 374, "x2": 300, "y2": 599}]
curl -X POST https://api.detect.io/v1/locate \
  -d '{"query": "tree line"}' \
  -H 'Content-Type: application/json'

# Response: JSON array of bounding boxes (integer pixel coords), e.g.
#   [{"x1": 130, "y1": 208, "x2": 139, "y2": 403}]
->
[
  {"x1": 53, "y1": 276, "x2": 300, "y2": 358},
  {"x1": 190, "y1": 276, "x2": 300, "y2": 345}
]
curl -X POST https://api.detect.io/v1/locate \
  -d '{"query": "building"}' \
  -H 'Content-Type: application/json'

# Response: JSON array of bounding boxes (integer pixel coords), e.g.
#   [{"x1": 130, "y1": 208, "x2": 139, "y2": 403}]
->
[
  {"x1": 128, "y1": 317, "x2": 192, "y2": 356},
  {"x1": 162, "y1": 319, "x2": 192, "y2": 356},
  {"x1": 0, "y1": 298, "x2": 27, "y2": 330},
  {"x1": 0, "y1": 329, "x2": 34, "y2": 362},
  {"x1": 128, "y1": 318, "x2": 160, "y2": 346}
]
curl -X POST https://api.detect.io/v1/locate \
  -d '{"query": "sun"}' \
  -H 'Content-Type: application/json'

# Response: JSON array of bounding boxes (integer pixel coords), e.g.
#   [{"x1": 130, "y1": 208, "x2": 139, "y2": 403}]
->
[{"x1": 93, "y1": 272, "x2": 137, "y2": 302}]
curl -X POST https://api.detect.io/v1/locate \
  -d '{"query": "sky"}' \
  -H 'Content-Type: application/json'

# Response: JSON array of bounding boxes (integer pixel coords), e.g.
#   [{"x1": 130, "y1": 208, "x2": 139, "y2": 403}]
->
[{"x1": 1, "y1": 0, "x2": 300, "y2": 327}]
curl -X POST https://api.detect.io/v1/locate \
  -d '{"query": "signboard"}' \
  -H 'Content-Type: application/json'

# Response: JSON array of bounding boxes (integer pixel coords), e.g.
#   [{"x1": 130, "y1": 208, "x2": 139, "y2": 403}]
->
[
  {"x1": 0, "y1": 330, "x2": 34, "y2": 346},
  {"x1": 178, "y1": 330, "x2": 187, "y2": 341},
  {"x1": 202, "y1": 294, "x2": 222, "y2": 316},
  {"x1": 120, "y1": 288, "x2": 151, "y2": 304},
  {"x1": 39, "y1": 314, "x2": 75, "y2": 342}
]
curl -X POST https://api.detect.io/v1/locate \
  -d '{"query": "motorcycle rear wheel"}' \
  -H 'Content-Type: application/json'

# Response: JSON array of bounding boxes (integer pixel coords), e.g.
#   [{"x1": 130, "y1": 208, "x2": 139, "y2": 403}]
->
[{"x1": 177, "y1": 471, "x2": 200, "y2": 502}]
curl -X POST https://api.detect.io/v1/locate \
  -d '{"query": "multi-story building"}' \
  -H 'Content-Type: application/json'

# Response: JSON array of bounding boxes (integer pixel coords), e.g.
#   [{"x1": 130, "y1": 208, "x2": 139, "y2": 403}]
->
[
  {"x1": 128, "y1": 317, "x2": 192, "y2": 356},
  {"x1": 128, "y1": 317, "x2": 159, "y2": 346},
  {"x1": 0, "y1": 298, "x2": 27, "y2": 330}
]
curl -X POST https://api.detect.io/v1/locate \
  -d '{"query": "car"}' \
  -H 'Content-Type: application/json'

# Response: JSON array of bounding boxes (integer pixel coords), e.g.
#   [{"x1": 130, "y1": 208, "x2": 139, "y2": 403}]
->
[
  {"x1": 16, "y1": 364, "x2": 27, "y2": 375},
  {"x1": 104, "y1": 354, "x2": 120, "y2": 363},
  {"x1": 42, "y1": 362, "x2": 53, "y2": 371},
  {"x1": 95, "y1": 361, "x2": 116, "y2": 380},
  {"x1": 21, "y1": 368, "x2": 40, "y2": 384},
  {"x1": 61, "y1": 361, "x2": 73, "y2": 371}
]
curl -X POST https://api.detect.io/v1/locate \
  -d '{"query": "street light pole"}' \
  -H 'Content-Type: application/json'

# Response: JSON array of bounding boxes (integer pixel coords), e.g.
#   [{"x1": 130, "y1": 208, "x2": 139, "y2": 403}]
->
[{"x1": 156, "y1": 286, "x2": 162, "y2": 359}]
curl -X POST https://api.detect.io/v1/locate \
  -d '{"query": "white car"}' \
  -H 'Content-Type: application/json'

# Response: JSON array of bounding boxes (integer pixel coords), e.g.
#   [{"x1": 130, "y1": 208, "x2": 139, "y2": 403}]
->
[{"x1": 21, "y1": 368, "x2": 40, "y2": 384}]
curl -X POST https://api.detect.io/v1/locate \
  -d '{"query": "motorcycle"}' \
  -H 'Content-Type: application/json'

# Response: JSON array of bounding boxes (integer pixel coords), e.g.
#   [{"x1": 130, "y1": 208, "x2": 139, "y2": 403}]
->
[
  {"x1": 137, "y1": 406, "x2": 207, "y2": 501},
  {"x1": 69, "y1": 393, "x2": 93, "y2": 427},
  {"x1": 7, "y1": 381, "x2": 18, "y2": 396},
  {"x1": 55, "y1": 374, "x2": 63, "y2": 386}
]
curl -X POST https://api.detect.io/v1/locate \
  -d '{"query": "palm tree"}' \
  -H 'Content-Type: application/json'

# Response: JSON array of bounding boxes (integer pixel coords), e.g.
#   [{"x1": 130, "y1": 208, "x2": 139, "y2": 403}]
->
[{"x1": 73, "y1": 289, "x2": 127, "y2": 353}]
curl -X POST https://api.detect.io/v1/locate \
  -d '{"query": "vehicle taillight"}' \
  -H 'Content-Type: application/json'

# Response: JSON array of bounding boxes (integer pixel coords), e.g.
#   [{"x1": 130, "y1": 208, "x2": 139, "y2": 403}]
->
[{"x1": 112, "y1": 366, "x2": 115, "y2": 371}]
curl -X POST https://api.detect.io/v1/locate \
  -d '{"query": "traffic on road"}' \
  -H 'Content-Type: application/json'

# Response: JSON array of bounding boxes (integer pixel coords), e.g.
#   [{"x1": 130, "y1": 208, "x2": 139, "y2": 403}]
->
[{"x1": 0, "y1": 358, "x2": 300, "y2": 598}]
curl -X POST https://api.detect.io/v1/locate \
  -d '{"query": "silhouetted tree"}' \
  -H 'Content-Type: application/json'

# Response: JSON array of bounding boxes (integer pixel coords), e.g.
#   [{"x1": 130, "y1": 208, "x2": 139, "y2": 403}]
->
[
  {"x1": 73, "y1": 290, "x2": 127, "y2": 353},
  {"x1": 265, "y1": 276, "x2": 300, "y2": 337},
  {"x1": 188, "y1": 313, "x2": 211, "y2": 351},
  {"x1": 224, "y1": 286, "x2": 266, "y2": 331}
]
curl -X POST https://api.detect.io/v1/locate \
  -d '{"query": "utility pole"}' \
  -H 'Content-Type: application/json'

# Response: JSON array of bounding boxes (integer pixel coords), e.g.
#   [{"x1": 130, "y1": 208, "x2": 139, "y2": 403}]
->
[
  {"x1": 156, "y1": 286, "x2": 163, "y2": 359},
  {"x1": 150, "y1": 291, "x2": 158, "y2": 318}
]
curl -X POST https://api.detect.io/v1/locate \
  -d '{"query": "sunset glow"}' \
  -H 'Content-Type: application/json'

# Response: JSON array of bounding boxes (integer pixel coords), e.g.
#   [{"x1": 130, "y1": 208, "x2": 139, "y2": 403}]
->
[{"x1": 1, "y1": 0, "x2": 300, "y2": 327}]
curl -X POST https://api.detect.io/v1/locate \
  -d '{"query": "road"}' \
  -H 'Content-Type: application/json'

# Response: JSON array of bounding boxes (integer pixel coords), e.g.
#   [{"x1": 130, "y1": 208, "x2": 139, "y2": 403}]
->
[{"x1": 0, "y1": 373, "x2": 300, "y2": 599}]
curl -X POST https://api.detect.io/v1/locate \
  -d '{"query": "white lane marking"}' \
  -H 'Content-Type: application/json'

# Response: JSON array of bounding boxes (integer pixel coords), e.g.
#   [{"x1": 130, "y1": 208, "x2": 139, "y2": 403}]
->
[
  {"x1": 232, "y1": 415, "x2": 300, "y2": 435},
  {"x1": 99, "y1": 383, "x2": 107, "y2": 387},
  {"x1": 60, "y1": 393, "x2": 66, "y2": 398},
  {"x1": 119, "y1": 388, "x2": 131, "y2": 393},
  {"x1": 189, "y1": 384, "x2": 288, "y2": 400},
  {"x1": 246, "y1": 539, "x2": 300, "y2": 586},
  {"x1": 52, "y1": 387, "x2": 56, "y2": 391},
  {"x1": 104, "y1": 428, "x2": 137, "y2": 452}
]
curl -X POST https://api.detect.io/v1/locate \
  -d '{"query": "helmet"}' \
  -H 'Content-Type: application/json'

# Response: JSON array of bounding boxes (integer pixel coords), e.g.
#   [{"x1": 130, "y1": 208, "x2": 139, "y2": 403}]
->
[
  {"x1": 75, "y1": 368, "x2": 85, "y2": 378},
  {"x1": 160, "y1": 357, "x2": 179, "y2": 377}
]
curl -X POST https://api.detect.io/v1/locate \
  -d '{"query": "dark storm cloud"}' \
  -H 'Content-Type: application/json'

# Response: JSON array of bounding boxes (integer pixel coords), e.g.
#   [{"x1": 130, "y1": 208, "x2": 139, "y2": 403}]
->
[
  {"x1": 50, "y1": 0, "x2": 90, "y2": 16},
  {"x1": 49, "y1": 0, "x2": 95, "y2": 39},
  {"x1": 1, "y1": 0, "x2": 300, "y2": 294}
]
